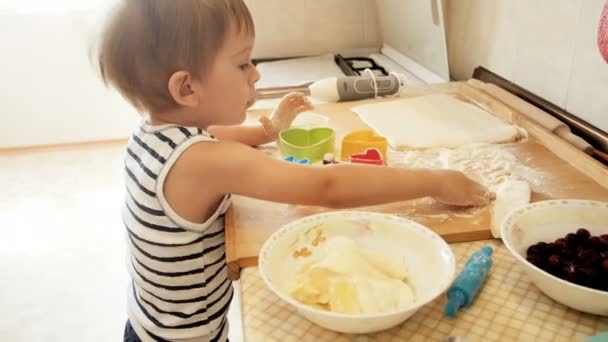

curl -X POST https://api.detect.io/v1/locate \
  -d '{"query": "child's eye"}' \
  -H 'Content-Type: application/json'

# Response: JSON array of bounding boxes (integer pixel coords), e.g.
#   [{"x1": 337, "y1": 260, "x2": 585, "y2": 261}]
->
[{"x1": 239, "y1": 62, "x2": 251, "y2": 71}]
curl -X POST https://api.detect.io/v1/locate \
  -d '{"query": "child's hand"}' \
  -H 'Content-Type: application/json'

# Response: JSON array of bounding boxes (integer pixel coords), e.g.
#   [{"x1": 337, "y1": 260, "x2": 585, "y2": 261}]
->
[
  {"x1": 434, "y1": 170, "x2": 495, "y2": 207},
  {"x1": 259, "y1": 92, "x2": 313, "y2": 139}
]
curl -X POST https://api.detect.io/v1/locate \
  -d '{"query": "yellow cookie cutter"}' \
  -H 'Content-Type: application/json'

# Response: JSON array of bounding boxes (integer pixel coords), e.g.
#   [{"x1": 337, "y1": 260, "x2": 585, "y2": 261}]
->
[{"x1": 341, "y1": 130, "x2": 388, "y2": 162}]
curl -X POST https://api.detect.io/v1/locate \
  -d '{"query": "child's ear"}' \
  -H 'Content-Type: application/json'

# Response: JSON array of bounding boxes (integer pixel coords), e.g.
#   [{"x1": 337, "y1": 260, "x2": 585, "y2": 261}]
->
[{"x1": 168, "y1": 70, "x2": 200, "y2": 108}]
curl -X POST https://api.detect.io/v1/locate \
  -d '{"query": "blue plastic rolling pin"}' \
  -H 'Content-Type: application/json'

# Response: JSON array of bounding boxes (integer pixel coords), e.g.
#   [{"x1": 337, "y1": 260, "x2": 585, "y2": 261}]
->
[{"x1": 444, "y1": 245, "x2": 494, "y2": 317}]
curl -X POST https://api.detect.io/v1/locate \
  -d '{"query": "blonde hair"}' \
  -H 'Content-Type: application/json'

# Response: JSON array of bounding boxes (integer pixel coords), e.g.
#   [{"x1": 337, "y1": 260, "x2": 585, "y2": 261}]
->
[{"x1": 97, "y1": 0, "x2": 254, "y2": 113}]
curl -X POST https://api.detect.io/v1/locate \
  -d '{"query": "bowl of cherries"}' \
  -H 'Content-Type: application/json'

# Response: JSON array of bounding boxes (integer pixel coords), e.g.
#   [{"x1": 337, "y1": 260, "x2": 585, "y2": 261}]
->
[{"x1": 501, "y1": 200, "x2": 608, "y2": 316}]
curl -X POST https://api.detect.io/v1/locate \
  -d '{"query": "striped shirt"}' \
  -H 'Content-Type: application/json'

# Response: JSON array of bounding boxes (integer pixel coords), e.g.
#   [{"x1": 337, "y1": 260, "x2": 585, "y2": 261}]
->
[{"x1": 122, "y1": 122, "x2": 232, "y2": 341}]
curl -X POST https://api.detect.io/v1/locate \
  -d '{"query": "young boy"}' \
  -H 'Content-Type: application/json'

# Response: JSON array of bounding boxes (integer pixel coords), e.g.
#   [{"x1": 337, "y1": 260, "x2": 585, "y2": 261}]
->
[{"x1": 97, "y1": 1, "x2": 491, "y2": 341}]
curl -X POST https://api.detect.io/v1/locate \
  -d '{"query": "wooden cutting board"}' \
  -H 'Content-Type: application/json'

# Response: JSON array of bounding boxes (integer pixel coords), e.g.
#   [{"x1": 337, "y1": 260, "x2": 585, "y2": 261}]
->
[{"x1": 225, "y1": 81, "x2": 608, "y2": 279}]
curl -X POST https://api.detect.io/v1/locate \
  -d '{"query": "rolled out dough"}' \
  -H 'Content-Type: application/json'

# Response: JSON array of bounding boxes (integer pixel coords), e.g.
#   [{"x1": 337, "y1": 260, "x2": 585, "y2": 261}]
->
[{"x1": 351, "y1": 94, "x2": 521, "y2": 149}]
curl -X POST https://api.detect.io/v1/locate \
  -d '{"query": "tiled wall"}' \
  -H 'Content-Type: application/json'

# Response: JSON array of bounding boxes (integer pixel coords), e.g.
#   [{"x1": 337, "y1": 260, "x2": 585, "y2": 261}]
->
[
  {"x1": 245, "y1": 0, "x2": 381, "y2": 58},
  {"x1": 445, "y1": 0, "x2": 608, "y2": 132},
  {"x1": 377, "y1": 0, "x2": 450, "y2": 80}
]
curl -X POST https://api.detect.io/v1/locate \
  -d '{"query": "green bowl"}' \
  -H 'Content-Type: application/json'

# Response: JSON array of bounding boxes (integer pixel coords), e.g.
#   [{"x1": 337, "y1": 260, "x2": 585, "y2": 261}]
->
[{"x1": 279, "y1": 127, "x2": 335, "y2": 163}]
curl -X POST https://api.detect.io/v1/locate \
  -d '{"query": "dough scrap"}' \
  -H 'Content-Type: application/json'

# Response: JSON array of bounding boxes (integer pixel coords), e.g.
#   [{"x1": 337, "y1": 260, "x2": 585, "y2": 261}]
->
[{"x1": 491, "y1": 180, "x2": 531, "y2": 238}]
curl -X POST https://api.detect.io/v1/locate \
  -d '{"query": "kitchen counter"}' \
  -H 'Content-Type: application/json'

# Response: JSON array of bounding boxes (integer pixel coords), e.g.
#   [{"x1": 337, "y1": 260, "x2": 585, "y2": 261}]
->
[
  {"x1": 239, "y1": 240, "x2": 608, "y2": 341},
  {"x1": 227, "y1": 81, "x2": 608, "y2": 280},
  {"x1": 232, "y1": 81, "x2": 608, "y2": 340}
]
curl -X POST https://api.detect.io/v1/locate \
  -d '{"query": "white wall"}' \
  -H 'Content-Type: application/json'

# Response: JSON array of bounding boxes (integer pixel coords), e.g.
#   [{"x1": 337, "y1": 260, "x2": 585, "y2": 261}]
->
[
  {"x1": 0, "y1": 1, "x2": 381, "y2": 148},
  {"x1": 10, "y1": 1, "x2": 605, "y2": 148},
  {"x1": 445, "y1": 0, "x2": 608, "y2": 133},
  {"x1": 0, "y1": 4, "x2": 141, "y2": 148},
  {"x1": 246, "y1": 0, "x2": 381, "y2": 59}
]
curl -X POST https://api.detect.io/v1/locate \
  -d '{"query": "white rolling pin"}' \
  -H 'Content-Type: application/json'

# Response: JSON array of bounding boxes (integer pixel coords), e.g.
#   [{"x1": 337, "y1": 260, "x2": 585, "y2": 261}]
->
[
  {"x1": 309, "y1": 74, "x2": 401, "y2": 102},
  {"x1": 467, "y1": 79, "x2": 593, "y2": 155}
]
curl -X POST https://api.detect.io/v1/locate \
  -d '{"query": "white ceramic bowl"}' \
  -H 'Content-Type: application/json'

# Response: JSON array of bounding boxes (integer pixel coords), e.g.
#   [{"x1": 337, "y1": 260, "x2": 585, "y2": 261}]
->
[
  {"x1": 501, "y1": 200, "x2": 608, "y2": 316},
  {"x1": 258, "y1": 211, "x2": 456, "y2": 334}
]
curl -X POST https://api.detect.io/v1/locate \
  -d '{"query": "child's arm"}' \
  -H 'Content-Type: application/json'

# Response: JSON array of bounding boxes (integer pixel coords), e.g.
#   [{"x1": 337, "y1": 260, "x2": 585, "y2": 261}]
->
[
  {"x1": 165, "y1": 140, "x2": 492, "y2": 222},
  {"x1": 207, "y1": 92, "x2": 313, "y2": 146},
  {"x1": 206, "y1": 124, "x2": 275, "y2": 146}
]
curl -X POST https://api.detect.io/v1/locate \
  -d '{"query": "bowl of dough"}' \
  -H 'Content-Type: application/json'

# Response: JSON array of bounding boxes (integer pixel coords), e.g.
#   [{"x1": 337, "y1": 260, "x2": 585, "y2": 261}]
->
[
  {"x1": 501, "y1": 200, "x2": 608, "y2": 316},
  {"x1": 258, "y1": 211, "x2": 456, "y2": 334}
]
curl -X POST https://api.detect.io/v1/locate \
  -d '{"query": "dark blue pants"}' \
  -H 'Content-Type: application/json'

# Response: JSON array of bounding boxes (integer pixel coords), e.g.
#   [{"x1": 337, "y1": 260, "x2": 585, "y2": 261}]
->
[{"x1": 123, "y1": 321, "x2": 141, "y2": 342}]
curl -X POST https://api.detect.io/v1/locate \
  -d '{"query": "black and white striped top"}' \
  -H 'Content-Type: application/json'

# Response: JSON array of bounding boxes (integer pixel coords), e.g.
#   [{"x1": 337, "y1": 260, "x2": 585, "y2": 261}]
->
[{"x1": 122, "y1": 122, "x2": 232, "y2": 342}]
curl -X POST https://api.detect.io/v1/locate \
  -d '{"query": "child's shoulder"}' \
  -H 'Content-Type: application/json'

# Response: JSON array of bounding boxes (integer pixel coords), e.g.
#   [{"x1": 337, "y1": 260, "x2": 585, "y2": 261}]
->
[
  {"x1": 137, "y1": 122, "x2": 212, "y2": 142},
  {"x1": 128, "y1": 122, "x2": 216, "y2": 156},
  {"x1": 125, "y1": 122, "x2": 222, "y2": 177}
]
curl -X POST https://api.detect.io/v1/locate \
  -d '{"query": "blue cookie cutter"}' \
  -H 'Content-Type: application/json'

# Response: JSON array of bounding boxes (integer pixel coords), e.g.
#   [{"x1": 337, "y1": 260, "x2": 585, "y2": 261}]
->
[
  {"x1": 283, "y1": 155, "x2": 310, "y2": 165},
  {"x1": 586, "y1": 333, "x2": 608, "y2": 342}
]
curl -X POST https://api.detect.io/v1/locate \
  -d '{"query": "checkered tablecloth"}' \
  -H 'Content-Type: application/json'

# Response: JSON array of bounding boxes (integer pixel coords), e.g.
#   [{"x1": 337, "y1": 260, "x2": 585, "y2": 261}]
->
[{"x1": 240, "y1": 240, "x2": 608, "y2": 341}]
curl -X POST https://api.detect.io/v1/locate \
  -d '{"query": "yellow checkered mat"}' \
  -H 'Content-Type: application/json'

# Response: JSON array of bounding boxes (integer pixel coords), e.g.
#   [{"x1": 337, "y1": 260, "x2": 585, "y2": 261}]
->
[{"x1": 240, "y1": 240, "x2": 608, "y2": 341}]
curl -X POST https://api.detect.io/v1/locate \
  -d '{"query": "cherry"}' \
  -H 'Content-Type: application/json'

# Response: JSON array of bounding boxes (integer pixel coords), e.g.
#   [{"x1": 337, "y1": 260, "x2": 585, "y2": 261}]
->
[
  {"x1": 564, "y1": 263, "x2": 577, "y2": 282},
  {"x1": 554, "y1": 238, "x2": 567, "y2": 249},
  {"x1": 577, "y1": 228, "x2": 591, "y2": 239},
  {"x1": 565, "y1": 233, "x2": 578, "y2": 246},
  {"x1": 588, "y1": 236, "x2": 602, "y2": 247},
  {"x1": 525, "y1": 228, "x2": 607, "y2": 292},
  {"x1": 547, "y1": 255, "x2": 561, "y2": 268}
]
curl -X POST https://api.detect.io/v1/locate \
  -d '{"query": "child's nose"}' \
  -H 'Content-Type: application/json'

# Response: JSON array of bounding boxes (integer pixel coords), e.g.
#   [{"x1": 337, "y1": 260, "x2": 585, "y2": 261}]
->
[{"x1": 250, "y1": 65, "x2": 260, "y2": 85}]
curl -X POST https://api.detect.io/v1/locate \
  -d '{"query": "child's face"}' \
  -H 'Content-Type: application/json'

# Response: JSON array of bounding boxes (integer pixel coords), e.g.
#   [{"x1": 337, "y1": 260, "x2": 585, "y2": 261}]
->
[{"x1": 197, "y1": 25, "x2": 259, "y2": 126}]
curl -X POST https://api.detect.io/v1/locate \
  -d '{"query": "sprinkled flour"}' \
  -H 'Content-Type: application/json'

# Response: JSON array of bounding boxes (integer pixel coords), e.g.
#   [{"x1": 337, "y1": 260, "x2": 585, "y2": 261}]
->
[{"x1": 388, "y1": 143, "x2": 548, "y2": 193}]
